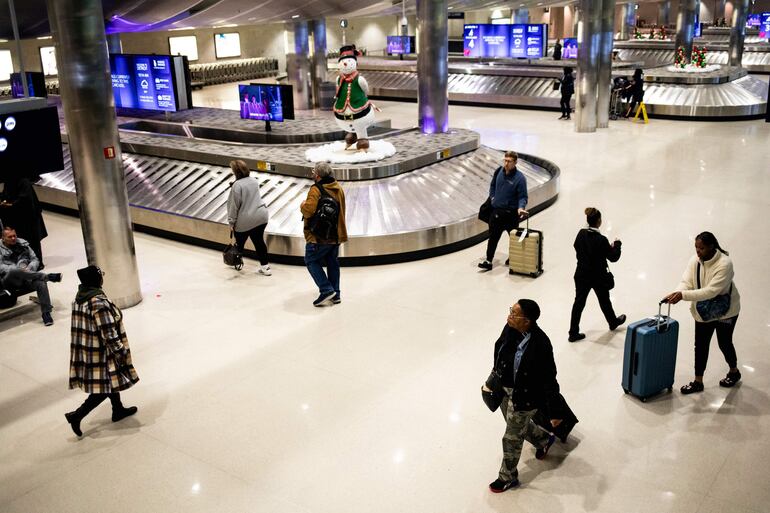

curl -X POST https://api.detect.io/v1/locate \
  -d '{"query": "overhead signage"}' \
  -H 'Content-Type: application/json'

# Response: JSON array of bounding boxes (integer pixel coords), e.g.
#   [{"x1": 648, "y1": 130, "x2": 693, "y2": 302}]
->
[
  {"x1": 463, "y1": 24, "x2": 547, "y2": 59},
  {"x1": 110, "y1": 54, "x2": 178, "y2": 112}
]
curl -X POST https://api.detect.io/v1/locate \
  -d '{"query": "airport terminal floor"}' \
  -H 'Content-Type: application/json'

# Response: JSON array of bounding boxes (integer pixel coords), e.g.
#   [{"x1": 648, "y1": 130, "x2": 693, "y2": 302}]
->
[{"x1": 2, "y1": 86, "x2": 770, "y2": 513}]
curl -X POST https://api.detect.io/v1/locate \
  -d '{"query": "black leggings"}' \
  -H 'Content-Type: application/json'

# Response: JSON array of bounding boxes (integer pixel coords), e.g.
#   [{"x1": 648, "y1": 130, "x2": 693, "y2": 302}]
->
[
  {"x1": 560, "y1": 94, "x2": 572, "y2": 117},
  {"x1": 75, "y1": 393, "x2": 124, "y2": 418},
  {"x1": 694, "y1": 316, "x2": 738, "y2": 376},
  {"x1": 234, "y1": 223, "x2": 269, "y2": 265},
  {"x1": 569, "y1": 280, "x2": 618, "y2": 335}
]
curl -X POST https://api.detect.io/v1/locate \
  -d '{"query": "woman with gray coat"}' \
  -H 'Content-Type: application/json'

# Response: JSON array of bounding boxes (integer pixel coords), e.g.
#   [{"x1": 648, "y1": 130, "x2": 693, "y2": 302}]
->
[{"x1": 227, "y1": 160, "x2": 271, "y2": 275}]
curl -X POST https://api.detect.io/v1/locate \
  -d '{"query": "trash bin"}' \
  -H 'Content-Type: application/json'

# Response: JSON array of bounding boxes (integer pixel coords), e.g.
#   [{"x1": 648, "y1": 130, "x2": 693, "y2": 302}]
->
[{"x1": 318, "y1": 81, "x2": 336, "y2": 111}]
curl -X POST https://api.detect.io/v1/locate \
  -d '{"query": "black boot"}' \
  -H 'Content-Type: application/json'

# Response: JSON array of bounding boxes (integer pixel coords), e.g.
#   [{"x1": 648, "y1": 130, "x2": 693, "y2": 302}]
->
[
  {"x1": 65, "y1": 394, "x2": 107, "y2": 437},
  {"x1": 109, "y1": 393, "x2": 138, "y2": 422},
  {"x1": 65, "y1": 411, "x2": 83, "y2": 437}
]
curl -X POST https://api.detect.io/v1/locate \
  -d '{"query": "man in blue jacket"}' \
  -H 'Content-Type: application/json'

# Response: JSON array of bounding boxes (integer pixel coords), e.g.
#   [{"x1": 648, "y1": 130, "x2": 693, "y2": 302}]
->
[{"x1": 479, "y1": 151, "x2": 528, "y2": 271}]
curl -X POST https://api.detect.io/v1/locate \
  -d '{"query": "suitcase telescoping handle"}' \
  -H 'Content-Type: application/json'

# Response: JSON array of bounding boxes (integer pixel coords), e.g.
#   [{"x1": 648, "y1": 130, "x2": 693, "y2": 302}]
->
[
  {"x1": 517, "y1": 210, "x2": 531, "y2": 242},
  {"x1": 656, "y1": 301, "x2": 672, "y2": 333}
]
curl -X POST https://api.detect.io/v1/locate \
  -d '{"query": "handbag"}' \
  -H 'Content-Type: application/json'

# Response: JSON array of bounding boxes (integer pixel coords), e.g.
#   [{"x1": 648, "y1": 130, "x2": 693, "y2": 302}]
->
[
  {"x1": 481, "y1": 341, "x2": 508, "y2": 412},
  {"x1": 478, "y1": 167, "x2": 501, "y2": 224},
  {"x1": 695, "y1": 262, "x2": 732, "y2": 321},
  {"x1": 552, "y1": 79, "x2": 561, "y2": 91},
  {"x1": 223, "y1": 231, "x2": 244, "y2": 270},
  {"x1": 603, "y1": 269, "x2": 615, "y2": 290}
]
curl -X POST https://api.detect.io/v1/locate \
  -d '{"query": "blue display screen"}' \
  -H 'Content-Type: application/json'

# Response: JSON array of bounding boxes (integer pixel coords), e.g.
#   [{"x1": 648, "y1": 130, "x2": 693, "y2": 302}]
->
[
  {"x1": 110, "y1": 54, "x2": 177, "y2": 112},
  {"x1": 238, "y1": 84, "x2": 287, "y2": 122},
  {"x1": 746, "y1": 14, "x2": 761, "y2": 27},
  {"x1": 387, "y1": 36, "x2": 411, "y2": 54},
  {"x1": 760, "y1": 13, "x2": 770, "y2": 38},
  {"x1": 563, "y1": 38, "x2": 578, "y2": 59},
  {"x1": 464, "y1": 24, "x2": 546, "y2": 58}
]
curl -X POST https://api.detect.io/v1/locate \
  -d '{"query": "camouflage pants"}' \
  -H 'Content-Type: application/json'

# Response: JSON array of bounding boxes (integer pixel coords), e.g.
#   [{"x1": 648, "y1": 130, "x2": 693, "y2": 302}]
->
[{"x1": 498, "y1": 387, "x2": 551, "y2": 481}]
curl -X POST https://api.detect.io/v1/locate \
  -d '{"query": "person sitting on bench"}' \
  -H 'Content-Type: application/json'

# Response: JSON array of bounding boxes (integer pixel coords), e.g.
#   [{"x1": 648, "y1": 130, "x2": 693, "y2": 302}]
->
[{"x1": 0, "y1": 226, "x2": 61, "y2": 325}]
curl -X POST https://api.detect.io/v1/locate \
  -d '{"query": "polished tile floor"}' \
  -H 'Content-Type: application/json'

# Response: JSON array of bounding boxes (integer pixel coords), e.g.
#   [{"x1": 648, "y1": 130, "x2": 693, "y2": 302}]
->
[{"x1": 2, "y1": 82, "x2": 769, "y2": 513}]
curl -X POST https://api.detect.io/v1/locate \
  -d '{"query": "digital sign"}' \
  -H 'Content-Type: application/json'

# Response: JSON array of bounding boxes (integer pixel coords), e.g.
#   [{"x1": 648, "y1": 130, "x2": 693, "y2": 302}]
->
[
  {"x1": 387, "y1": 36, "x2": 412, "y2": 54},
  {"x1": 0, "y1": 106, "x2": 64, "y2": 179},
  {"x1": 563, "y1": 38, "x2": 578, "y2": 59},
  {"x1": 464, "y1": 24, "x2": 547, "y2": 59},
  {"x1": 110, "y1": 54, "x2": 178, "y2": 112},
  {"x1": 215, "y1": 33, "x2": 241, "y2": 58},
  {"x1": 759, "y1": 13, "x2": 770, "y2": 39},
  {"x1": 169, "y1": 35, "x2": 199, "y2": 61},
  {"x1": 238, "y1": 84, "x2": 294, "y2": 122},
  {"x1": 746, "y1": 14, "x2": 761, "y2": 27}
]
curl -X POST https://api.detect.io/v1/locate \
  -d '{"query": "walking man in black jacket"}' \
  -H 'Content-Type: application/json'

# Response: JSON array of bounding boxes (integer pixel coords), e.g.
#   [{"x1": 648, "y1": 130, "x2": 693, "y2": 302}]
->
[{"x1": 487, "y1": 299, "x2": 562, "y2": 493}]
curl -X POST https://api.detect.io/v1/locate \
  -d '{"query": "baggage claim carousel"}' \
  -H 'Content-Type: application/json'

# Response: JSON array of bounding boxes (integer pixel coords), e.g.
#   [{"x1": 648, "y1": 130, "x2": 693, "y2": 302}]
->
[{"x1": 35, "y1": 107, "x2": 560, "y2": 264}]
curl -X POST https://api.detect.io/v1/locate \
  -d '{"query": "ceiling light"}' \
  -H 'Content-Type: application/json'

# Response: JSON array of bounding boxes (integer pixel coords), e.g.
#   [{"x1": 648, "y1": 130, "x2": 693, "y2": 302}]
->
[
  {"x1": 0, "y1": 39, "x2": 8, "y2": 43},
  {"x1": 212, "y1": 23, "x2": 237, "y2": 28},
  {"x1": 292, "y1": 14, "x2": 300, "y2": 19},
  {"x1": 169, "y1": 27, "x2": 191, "y2": 31},
  {"x1": 37, "y1": 36, "x2": 52, "y2": 40},
  {"x1": 448, "y1": 5, "x2": 453, "y2": 8}
]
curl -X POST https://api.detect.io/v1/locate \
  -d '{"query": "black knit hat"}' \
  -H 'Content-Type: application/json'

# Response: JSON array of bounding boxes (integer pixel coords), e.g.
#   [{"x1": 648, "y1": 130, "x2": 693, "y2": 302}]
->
[
  {"x1": 517, "y1": 299, "x2": 541, "y2": 323},
  {"x1": 77, "y1": 265, "x2": 103, "y2": 287}
]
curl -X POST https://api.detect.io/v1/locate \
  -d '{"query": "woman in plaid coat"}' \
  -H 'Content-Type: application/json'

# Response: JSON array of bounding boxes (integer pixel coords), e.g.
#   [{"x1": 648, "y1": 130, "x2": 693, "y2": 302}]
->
[{"x1": 65, "y1": 265, "x2": 139, "y2": 437}]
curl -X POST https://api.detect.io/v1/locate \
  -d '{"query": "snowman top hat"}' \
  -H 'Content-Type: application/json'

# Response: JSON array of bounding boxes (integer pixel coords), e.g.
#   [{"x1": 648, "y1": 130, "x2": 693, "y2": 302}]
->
[{"x1": 338, "y1": 45, "x2": 361, "y2": 61}]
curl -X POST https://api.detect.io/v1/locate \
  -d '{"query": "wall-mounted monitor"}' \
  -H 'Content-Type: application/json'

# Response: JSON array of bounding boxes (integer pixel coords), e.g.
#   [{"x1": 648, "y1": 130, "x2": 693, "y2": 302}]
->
[
  {"x1": 563, "y1": 38, "x2": 578, "y2": 59},
  {"x1": 239, "y1": 84, "x2": 294, "y2": 122},
  {"x1": 169, "y1": 35, "x2": 199, "y2": 61},
  {"x1": 746, "y1": 14, "x2": 761, "y2": 27},
  {"x1": 387, "y1": 35, "x2": 413, "y2": 54},
  {"x1": 463, "y1": 23, "x2": 547, "y2": 59},
  {"x1": 110, "y1": 54, "x2": 178, "y2": 111},
  {"x1": 39, "y1": 46, "x2": 57, "y2": 76},
  {"x1": 215, "y1": 33, "x2": 241, "y2": 59},
  {"x1": 0, "y1": 50, "x2": 12, "y2": 81},
  {"x1": 759, "y1": 13, "x2": 770, "y2": 39},
  {"x1": 0, "y1": 106, "x2": 64, "y2": 179},
  {"x1": 10, "y1": 72, "x2": 47, "y2": 98}
]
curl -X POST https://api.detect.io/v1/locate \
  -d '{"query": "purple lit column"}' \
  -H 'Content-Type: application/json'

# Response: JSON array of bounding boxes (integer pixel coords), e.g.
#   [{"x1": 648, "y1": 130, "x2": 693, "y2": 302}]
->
[{"x1": 417, "y1": 0, "x2": 449, "y2": 134}]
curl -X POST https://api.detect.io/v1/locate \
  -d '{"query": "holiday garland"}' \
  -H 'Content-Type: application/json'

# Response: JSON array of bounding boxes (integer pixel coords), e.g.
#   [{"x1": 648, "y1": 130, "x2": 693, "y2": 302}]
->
[
  {"x1": 675, "y1": 46, "x2": 686, "y2": 68},
  {"x1": 691, "y1": 46, "x2": 708, "y2": 68}
]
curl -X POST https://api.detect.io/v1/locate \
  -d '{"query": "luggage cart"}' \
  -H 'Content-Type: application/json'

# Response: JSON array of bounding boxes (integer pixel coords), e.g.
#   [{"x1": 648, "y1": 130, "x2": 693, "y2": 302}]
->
[{"x1": 610, "y1": 88, "x2": 624, "y2": 120}]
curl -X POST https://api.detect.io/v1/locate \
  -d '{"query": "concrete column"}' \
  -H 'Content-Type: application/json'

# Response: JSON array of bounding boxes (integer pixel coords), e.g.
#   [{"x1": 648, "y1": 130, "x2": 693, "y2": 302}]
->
[
  {"x1": 576, "y1": 0, "x2": 601, "y2": 132},
  {"x1": 597, "y1": 0, "x2": 616, "y2": 128},
  {"x1": 288, "y1": 21, "x2": 312, "y2": 110},
  {"x1": 728, "y1": 0, "x2": 749, "y2": 66},
  {"x1": 310, "y1": 19, "x2": 327, "y2": 107},
  {"x1": 106, "y1": 33, "x2": 122, "y2": 54},
  {"x1": 573, "y1": 5, "x2": 580, "y2": 38},
  {"x1": 46, "y1": 0, "x2": 142, "y2": 308},
  {"x1": 514, "y1": 8, "x2": 530, "y2": 24},
  {"x1": 417, "y1": 0, "x2": 449, "y2": 134},
  {"x1": 675, "y1": 0, "x2": 698, "y2": 61},
  {"x1": 658, "y1": 0, "x2": 671, "y2": 27}
]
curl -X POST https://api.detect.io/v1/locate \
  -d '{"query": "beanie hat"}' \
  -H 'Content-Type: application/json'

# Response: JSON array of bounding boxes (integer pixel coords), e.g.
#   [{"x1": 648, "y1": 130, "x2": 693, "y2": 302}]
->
[{"x1": 77, "y1": 265, "x2": 103, "y2": 287}]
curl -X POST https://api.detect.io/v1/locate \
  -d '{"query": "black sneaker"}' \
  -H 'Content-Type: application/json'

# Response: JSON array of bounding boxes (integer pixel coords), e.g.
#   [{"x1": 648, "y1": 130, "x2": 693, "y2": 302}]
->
[
  {"x1": 47, "y1": 273, "x2": 62, "y2": 283},
  {"x1": 535, "y1": 434, "x2": 556, "y2": 460},
  {"x1": 568, "y1": 333, "x2": 586, "y2": 342},
  {"x1": 680, "y1": 381, "x2": 705, "y2": 394},
  {"x1": 331, "y1": 294, "x2": 341, "y2": 304},
  {"x1": 609, "y1": 314, "x2": 627, "y2": 331},
  {"x1": 478, "y1": 260, "x2": 493, "y2": 271},
  {"x1": 719, "y1": 371, "x2": 741, "y2": 388},
  {"x1": 489, "y1": 478, "x2": 519, "y2": 493},
  {"x1": 112, "y1": 406, "x2": 138, "y2": 422},
  {"x1": 313, "y1": 292, "x2": 335, "y2": 307},
  {"x1": 42, "y1": 312, "x2": 54, "y2": 326}
]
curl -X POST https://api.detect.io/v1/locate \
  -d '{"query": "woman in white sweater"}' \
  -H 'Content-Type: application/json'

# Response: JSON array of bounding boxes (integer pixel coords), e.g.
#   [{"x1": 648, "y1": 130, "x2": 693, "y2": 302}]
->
[
  {"x1": 663, "y1": 232, "x2": 741, "y2": 394},
  {"x1": 227, "y1": 160, "x2": 271, "y2": 275}
]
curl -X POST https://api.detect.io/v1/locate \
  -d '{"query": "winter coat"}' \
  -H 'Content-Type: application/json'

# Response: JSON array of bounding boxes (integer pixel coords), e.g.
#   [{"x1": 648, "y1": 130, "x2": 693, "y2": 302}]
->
[
  {"x1": 0, "y1": 238, "x2": 40, "y2": 278},
  {"x1": 69, "y1": 292, "x2": 139, "y2": 394},
  {"x1": 300, "y1": 176, "x2": 348, "y2": 244},
  {"x1": 677, "y1": 251, "x2": 740, "y2": 323},
  {"x1": 227, "y1": 176, "x2": 269, "y2": 233},
  {"x1": 573, "y1": 228, "x2": 621, "y2": 285}
]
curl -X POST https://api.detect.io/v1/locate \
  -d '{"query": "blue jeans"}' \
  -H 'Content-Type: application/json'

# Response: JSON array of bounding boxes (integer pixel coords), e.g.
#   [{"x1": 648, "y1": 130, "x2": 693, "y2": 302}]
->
[{"x1": 304, "y1": 243, "x2": 340, "y2": 296}]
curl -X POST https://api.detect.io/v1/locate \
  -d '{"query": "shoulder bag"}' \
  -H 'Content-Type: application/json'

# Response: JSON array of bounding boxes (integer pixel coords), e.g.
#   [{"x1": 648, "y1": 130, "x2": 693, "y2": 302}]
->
[
  {"x1": 481, "y1": 340, "x2": 508, "y2": 412},
  {"x1": 223, "y1": 231, "x2": 244, "y2": 270},
  {"x1": 478, "y1": 167, "x2": 501, "y2": 224},
  {"x1": 695, "y1": 262, "x2": 732, "y2": 321}
]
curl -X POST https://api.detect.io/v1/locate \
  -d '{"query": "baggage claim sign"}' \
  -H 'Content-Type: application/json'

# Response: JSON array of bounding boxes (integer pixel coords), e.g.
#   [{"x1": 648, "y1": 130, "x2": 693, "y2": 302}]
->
[{"x1": 463, "y1": 24, "x2": 547, "y2": 59}]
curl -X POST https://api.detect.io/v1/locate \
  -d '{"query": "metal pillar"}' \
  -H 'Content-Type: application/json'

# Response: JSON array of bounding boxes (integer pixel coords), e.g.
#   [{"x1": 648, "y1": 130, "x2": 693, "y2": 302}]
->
[
  {"x1": 8, "y1": 0, "x2": 29, "y2": 98},
  {"x1": 46, "y1": 0, "x2": 142, "y2": 308},
  {"x1": 573, "y1": 5, "x2": 580, "y2": 38},
  {"x1": 658, "y1": 0, "x2": 671, "y2": 27},
  {"x1": 310, "y1": 19, "x2": 327, "y2": 107},
  {"x1": 288, "y1": 21, "x2": 312, "y2": 110},
  {"x1": 675, "y1": 0, "x2": 697, "y2": 61},
  {"x1": 417, "y1": 0, "x2": 449, "y2": 134},
  {"x1": 620, "y1": 3, "x2": 636, "y2": 39},
  {"x1": 106, "y1": 33, "x2": 122, "y2": 54},
  {"x1": 576, "y1": 0, "x2": 601, "y2": 132},
  {"x1": 728, "y1": 0, "x2": 749, "y2": 66},
  {"x1": 597, "y1": 0, "x2": 616, "y2": 128}
]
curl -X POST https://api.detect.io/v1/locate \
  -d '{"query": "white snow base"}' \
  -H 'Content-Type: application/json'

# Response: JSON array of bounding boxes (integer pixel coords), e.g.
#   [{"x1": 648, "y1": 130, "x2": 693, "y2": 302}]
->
[{"x1": 305, "y1": 140, "x2": 397, "y2": 164}]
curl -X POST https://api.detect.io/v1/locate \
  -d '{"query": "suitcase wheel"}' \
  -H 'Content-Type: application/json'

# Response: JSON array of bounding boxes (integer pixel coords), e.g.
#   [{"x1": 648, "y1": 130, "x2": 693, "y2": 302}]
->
[
  {"x1": 623, "y1": 389, "x2": 629, "y2": 395},
  {"x1": 641, "y1": 397, "x2": 647, "y2": 403},
  {"x1": 509, "y1": 269, "x2": 514, "y2": 275},
  {"x1": 668, "y1": 387, "x2": 673, "y2": 393}
]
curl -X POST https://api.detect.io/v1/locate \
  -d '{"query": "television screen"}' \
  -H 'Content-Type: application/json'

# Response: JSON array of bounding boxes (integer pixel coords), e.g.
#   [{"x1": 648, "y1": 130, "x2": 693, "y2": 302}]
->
[
  {"x1": 39, "y1": 46, "x2": 58, "y2": 76},
  {"x1": 746, "y1": 14, "x2": 761, "y2": 27},
  {"x1": 110, "y1": 54, "x2": 178, "y2": 112},
  {"x1": 387, "y1": 36, "x2": 411, "y2": 54},
  {"x1": 759, "y1": 13, "x2": 770, "y2": 38},
  {"x1": 464, "y1": 24, "x2": 547, "y2": 58},
  {"x1": 215, "y1": 33, "x2": 241, "y2": 58},
  {"x1": 0, "y1": 50, "x2": 12, "y2": 81},
  {"x1": 169, "y1": 35, "x2": 199, "y2": 61},
  {"x1": 563, "y1": 38, "x2": 578, "y2": 59},
  {"x1": 10, "y1": 72, "x2": 47, "y2": 98},
  {"x1": 239, "y1": 84, "x2": 294, "y2": 122},
  {"x1": 0, "y1": 106, "x2": 64, "y2": 178}
]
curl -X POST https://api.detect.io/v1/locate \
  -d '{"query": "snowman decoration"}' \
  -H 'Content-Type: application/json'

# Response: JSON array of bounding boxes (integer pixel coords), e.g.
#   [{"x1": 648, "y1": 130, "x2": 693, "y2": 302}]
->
[{"x1": 334, "y1": 45, "x2": 377, "y2": 151}]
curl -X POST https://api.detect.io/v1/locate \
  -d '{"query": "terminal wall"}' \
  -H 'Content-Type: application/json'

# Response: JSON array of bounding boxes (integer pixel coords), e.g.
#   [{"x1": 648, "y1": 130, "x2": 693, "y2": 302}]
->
[{"x1": 326, "y1": 16, "x2": 416, "y2": 55}]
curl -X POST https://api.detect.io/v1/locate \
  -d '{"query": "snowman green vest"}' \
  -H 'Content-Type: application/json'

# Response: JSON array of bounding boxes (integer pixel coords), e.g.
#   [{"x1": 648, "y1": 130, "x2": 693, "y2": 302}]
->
[{"x1": 334, "y1": 71, "x2": 371, "y2": 116}]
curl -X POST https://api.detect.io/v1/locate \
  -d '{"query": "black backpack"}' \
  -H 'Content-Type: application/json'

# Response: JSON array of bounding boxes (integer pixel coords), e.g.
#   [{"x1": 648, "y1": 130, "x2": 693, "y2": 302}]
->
[{"x1": 308, "y1": 183, "x2": 340, "y2": 242}]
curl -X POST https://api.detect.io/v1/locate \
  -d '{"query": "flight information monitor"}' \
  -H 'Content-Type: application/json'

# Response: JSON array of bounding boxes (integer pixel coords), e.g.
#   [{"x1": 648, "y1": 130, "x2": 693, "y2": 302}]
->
[
  {"x1": 464, "y1": 24, "x2": 547, "y2": 59},
  {"x1": 238, "y1": 84, "x2": 294, "y2": 122},
  {"x1": 759, "y1": 13, "x2": 770, "y2": 39},
  {"x1": 0, "y1": 106, "x2": 64, "y2": 179},
  {"x1": 110, "y1": 54, "x2": 178, "y2": 112}
]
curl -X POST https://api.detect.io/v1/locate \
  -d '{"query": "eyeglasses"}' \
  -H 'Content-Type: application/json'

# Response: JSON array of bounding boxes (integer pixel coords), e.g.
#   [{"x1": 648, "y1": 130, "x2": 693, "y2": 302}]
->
[{"x1": 508, "y1": 307, "x2": 527, "y2": 319}]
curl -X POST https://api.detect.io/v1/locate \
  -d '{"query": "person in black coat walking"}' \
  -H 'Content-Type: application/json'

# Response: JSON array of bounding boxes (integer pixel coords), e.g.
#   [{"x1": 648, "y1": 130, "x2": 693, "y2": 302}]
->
[
  {"x1": 624, "y1": 68, "x2": 644, "y2": 118},
  {"x1": 552, "y1": 39, "x2": 562, "y2": 60},
  {"x1": 558, "y1": 67, "x2": 574, "y2": 120},
  {"x1": 568, "y1": 208, "x2": 626, "y2": 342}
]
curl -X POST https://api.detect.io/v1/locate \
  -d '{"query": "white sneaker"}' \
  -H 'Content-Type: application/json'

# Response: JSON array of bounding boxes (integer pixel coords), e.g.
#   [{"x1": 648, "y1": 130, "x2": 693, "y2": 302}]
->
[{"x1": 257, "y1": 265, "x2": 272, "y2": 276}]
